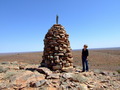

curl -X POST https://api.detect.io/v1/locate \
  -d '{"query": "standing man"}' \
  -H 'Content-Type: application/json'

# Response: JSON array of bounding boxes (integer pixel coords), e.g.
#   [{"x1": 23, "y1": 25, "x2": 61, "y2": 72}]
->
[{"x1": 82, "y1": 44, "x2": 89, "y2": 72}]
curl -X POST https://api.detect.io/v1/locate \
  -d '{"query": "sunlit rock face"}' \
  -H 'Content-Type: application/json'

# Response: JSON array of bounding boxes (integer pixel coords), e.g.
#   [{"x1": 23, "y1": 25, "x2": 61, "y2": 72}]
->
[{"x1": 41, "y1": 24, "x2": 73, "y2": 71}]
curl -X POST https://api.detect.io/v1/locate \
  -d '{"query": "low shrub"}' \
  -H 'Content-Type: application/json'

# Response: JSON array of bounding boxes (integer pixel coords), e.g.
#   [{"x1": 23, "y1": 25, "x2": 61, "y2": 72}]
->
[
  {"x1": 4, "y1": 71, "x2": 17, "y2": 79},
  {"x1": 116, "y1": 69, "x2": 120, "y2": 74},
  {"x1": 0, "y1": 66, "x2": 8, "y2": 73}
]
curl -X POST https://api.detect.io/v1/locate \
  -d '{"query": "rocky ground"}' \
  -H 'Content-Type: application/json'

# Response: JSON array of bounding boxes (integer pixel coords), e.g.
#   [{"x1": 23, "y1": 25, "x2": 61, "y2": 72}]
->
[{"x1": 0, "y1": 61, "x2": 120, "y2": 90}]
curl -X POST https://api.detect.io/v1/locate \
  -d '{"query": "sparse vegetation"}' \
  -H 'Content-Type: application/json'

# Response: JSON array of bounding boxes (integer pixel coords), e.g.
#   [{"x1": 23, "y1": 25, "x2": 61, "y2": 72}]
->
[
  {"x1": 0, "y1": 61, "x2": 10, "y2": 65},
  {"x1": 0, "y1": 49, "x2": 120, "y2": 71},
  {"x1": 0, "y1": 66, "x2": 8, "y2": 73},
  {"x1": 116, "y1": 69, "x2": 120, "y2": 74},
  {"x1": 4, "y1": 71, "x2": 17, "y2": 79}
]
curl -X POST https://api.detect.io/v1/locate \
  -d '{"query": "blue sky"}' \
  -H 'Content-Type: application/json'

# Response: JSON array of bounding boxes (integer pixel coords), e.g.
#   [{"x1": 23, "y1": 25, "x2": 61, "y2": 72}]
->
[{"x1": 0, "y1": 0, "x2": 120, "y2": 53}]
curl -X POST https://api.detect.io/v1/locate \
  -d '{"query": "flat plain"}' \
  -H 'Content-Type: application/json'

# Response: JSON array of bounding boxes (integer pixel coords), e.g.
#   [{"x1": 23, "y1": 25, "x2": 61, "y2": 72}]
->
[{"x1": 0, "y1": 48, "x2": 120, "y2": 71}]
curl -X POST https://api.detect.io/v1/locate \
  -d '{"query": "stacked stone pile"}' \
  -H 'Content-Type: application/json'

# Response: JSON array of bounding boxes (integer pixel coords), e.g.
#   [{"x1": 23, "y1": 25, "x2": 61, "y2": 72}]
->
[{"x1": 41, "y1": 24, "x2": 73, "y2": 70}]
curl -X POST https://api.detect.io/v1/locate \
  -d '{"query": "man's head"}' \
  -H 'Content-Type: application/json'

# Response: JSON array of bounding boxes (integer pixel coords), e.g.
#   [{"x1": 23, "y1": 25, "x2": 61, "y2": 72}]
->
[{"x1": 84, "y1": 44, "x2": 88, "y2": 49}]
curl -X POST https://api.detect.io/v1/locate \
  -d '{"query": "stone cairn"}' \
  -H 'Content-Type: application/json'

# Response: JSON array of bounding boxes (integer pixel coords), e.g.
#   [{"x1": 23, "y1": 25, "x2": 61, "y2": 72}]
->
[{"x1": 41, "y1": 16, "x2": 73, "y2": 71}]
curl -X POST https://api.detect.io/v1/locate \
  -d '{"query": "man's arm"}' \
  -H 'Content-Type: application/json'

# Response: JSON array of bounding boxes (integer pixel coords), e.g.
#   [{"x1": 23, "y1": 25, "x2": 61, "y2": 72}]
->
[{"x1": 87, "y1": 49, "x2": 89, "y2": 60}]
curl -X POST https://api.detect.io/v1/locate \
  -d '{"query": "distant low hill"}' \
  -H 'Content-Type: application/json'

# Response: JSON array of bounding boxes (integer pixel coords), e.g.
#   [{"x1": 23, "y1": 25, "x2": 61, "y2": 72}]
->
[{"x1": 73, "y1": 47, "x2": 120, "y2": 51}]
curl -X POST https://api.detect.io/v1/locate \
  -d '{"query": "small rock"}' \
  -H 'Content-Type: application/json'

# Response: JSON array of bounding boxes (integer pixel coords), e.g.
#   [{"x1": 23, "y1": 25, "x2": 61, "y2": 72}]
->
[
  {"x1": 62, "y1": 73, "x2": 73, "y2": 79},
  {"x1": 100, "y1": 71, "x2": 108, "y2": 76},
  {"x1": 100, "y1": 80, "x2": 109, "y2": 83},
  {"x1": 19, "y1": 65, "x2": 25, "y2": 70},
  {"x1": 103, "y1": 85, "x2": 108, "y2": 88},
  {"x1": 87, "y1": 85, "x2": 95, "y2": 88},
  {"x1": 11, "y1": 61, "x2": 18, "y2": 65},
  {"x1": 47, "y1": 73, "x2": 60, "y2": 79},
  {"x1": 0, "y1": 83, "x2": 9, "y2": 90},
  {"x1": 7, "y1": 65, "x2": 19, "y2": 70},
  {"x1": 51, "y1": 79, "x2": 60, "y2": 84},
  {"x1": 61, "y1": 81, "x2": 68, "y2": 86},
  {"x1": 108, "y1": 71, "x2": 119, "y2": 76},
  {"x1": 62, "y1": 73, "x2": 87, "y2": 83},
  {"x1": 36, "y1": 67, "x2": 52, "y2": 75},
  {"x1": 52, "y1": 65, "x2": 62, "y2": 70},
  {"x1": 47, "y1": 86, "x2": 58, "y2": 90},
  {"x1": 34, "y1": 80, "x2": 46, "y2": 87},
  {"x1": 71, "y1": 73, "x2": 88, "y2": 83},
  {"x1": 62, "y1": 66, "x2": 74, "y2": 72},
  {"x1": 79, "y1": 84, "x2": 89, "y2": 90},
  {"x1": 93, "y1": 69, "x2": 101, "y2": 74},
  {"x1": 60, "y1": 85, "x2": 67, "y2": 90},
  {"x1": 73, "y1": 65, "x2": 82, "y2": 69}
]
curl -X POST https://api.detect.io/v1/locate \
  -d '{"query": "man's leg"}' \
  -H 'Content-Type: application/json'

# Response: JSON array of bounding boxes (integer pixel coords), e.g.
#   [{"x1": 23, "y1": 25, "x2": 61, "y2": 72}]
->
[
  {"x1": 82, "y1": 58, "x2": 85, "y2": 72},
  {"x1": 85, "y1": 60, "x2": 89, "y2": 71}
]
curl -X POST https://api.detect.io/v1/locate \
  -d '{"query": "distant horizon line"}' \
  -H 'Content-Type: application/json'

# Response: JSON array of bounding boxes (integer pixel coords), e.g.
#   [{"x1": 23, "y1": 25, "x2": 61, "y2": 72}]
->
[{"x1": 0, "y1": 47, "x2": 120, "y2": 54}]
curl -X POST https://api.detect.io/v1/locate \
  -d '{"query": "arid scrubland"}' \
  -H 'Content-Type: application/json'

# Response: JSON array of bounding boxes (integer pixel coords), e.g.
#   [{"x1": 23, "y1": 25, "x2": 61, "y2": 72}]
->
[{"x1": 0, "y1": 49, "x2": 120, "y2": 71}]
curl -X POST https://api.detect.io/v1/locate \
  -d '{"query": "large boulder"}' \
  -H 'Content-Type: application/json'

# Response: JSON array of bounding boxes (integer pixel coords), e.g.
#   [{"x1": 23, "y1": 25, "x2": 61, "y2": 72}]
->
[
  {"x1": 62, "y1": 73, "x2": 88, "y2": 83},
  {"x1": 10, "y1": 71, "x2": 45, "y2": 88}
]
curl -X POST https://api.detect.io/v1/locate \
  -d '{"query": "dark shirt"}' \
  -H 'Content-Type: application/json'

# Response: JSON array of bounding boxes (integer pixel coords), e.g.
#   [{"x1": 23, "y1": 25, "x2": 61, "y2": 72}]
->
[{"x1": 82, "y1": 49, "x2": 89, "y2": 58}]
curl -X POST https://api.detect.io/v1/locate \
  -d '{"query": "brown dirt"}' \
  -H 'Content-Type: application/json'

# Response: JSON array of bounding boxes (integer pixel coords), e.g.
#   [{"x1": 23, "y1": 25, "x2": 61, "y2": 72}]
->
[
  {"x1": 73, "y1": 50, "x2": 120, "y2": 71},
  {"x1": 0, "y1": 49, "x2": 120, "y2": 71}
]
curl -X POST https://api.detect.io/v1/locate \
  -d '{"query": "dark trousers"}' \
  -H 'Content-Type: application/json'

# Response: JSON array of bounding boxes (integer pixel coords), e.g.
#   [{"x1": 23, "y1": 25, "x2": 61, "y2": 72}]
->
[{"x1": 82, "y1": 57, "x2": 89, "y2": 71}]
